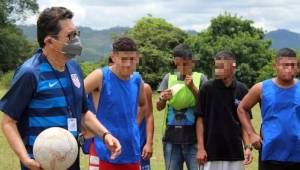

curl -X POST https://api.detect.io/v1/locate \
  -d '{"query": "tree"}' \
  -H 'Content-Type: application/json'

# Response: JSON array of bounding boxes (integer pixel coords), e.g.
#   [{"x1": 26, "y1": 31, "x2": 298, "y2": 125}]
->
[
  {"x1": 187, "y1": 13, "x2": 273, "y2": 87},
  {"x1": 0, "y1": 0, "x2": 38, "y2": 73},
  {"x1": 129, "y1": 16, "x2": 188, "y2": 88}
]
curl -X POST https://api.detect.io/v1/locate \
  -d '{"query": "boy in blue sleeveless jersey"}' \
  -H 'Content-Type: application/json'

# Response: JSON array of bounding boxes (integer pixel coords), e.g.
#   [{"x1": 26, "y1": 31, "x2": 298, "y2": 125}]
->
[
  {"x1": 84, "y1": 37, "x2": 146, "y2": 170},
  {"x1": 238, "y1": 48, "x2": 300, "y2": 170},
  {"x1": 0, "y1": 7, "x2": 120, "y2": 170},
  {"x1": 156, "y1": 43, "x2": 207, "y2": 170},
  {"x1": 85, "y1": 56, "x2": 153, "y2": 170}
]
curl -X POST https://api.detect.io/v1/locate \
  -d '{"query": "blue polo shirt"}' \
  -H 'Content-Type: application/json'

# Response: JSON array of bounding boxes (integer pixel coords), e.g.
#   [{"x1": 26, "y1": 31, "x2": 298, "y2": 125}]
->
[{"x1": 0, "y1": 49, "x2": 88, "y2": 169}]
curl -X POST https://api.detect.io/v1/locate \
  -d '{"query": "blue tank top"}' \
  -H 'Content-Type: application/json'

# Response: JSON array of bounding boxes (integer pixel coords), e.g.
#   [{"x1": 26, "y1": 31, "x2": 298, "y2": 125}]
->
[
  {"x1": 261, "y1": 79, "x2": 300, "y2": 162},
  {"x1": 94, "y1": 67, "x2": 141, "y2": 164}
]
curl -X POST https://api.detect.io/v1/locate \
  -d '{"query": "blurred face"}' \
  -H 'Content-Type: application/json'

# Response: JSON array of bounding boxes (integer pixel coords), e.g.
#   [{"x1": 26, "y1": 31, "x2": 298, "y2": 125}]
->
[
  {"x1": 112, "y1": 51, "x2": 139, "y2": 78},
  {"x1": 174, "y1": 57, "x2": 195, "y2": 76},
  {"x1": 275, "y1": 57, "x2": 299, "y2": 82},
  {"x1": 214, "y1": 59, "x2": 236, "y2": 79}
]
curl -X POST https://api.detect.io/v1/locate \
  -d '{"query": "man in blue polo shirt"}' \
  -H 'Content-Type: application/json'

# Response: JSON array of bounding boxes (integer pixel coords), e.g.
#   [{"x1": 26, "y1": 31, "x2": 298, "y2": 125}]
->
[{"x1": 0, "y1": 7, "x2": 120, "y2": 170}]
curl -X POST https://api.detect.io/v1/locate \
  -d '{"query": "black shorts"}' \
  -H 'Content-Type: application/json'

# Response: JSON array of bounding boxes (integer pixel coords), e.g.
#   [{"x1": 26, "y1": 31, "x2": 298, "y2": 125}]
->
[
  {"x1": 259, "y1": 160, "x2": 300, "y2": 170},
  {"x1": 259, "y1": 150, "x2": 300, "y2": 170}
]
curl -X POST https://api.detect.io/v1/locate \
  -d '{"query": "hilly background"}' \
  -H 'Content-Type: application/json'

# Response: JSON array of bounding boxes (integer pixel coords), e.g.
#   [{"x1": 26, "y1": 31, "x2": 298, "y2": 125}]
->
[{"x1": 18, "y1": 25, "x2": 300, "y2": 61}]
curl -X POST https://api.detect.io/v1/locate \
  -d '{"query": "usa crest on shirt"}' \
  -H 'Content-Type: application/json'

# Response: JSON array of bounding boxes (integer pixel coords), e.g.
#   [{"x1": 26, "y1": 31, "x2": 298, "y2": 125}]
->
[{"x1": 71, "y1": 74, "x2": 81, "y2": 88}]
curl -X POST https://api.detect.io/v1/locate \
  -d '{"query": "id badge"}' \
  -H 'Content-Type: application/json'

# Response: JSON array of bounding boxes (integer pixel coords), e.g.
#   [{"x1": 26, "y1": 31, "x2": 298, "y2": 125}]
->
[{"x1": 68, "y1": 118, "x2": 77, "y2": 132}]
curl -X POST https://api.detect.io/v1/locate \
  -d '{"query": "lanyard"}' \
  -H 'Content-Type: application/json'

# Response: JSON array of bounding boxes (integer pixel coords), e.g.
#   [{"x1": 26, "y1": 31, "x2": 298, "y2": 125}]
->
[{"x1": 47, "y1": 62, "x2": 76, "y2": 118}]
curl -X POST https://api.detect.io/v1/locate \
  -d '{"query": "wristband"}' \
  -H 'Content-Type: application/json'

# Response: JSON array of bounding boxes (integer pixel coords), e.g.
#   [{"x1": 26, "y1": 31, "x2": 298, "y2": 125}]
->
[
  {"x1": 103, "y1": 131, "x2": 111, "y2": 141},
  {"x1": 244, "y1": 144, "x2": 253, "y2": 151}
]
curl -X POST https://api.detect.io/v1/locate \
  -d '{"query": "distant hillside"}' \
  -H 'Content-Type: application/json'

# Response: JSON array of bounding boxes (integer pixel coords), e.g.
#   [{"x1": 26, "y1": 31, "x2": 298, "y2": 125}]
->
[
  {"x1": 265, "y1": 29, "x2": 300, "y2": 50},
  {"x1": 18, "y1": 25, "x2": 131, "y2": 61},
  {"x1": 18, "y1": 25, "x2": 300, "y2": 61}
]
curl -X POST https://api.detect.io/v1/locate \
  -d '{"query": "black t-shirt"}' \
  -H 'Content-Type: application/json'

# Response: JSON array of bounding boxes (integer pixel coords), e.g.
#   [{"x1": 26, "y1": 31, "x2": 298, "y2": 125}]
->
[{"x1": 195, "y1": 79, "x2": 250, "y2": 161}]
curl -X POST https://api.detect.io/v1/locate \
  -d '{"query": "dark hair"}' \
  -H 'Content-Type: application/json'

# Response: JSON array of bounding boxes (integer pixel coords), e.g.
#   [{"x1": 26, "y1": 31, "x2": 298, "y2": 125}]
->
[
  {"x1": 214, "y1": 51, "x2": 236, "y2": 60},
  {"x1": 37, "y1": 7, "x2": 73, "y2": 48},
  {"x1": 112, "y1": 37, "x2": 137, "y2": 52},
  {"x1": 108, "y1": 56, "x2": 113, "y2": 64},
  {"x1": 276, "y1": 48, "x2": 296, "y2": 58},
  {"x1": 173, "y1": 43, "x2": 192, "y2": 59}
]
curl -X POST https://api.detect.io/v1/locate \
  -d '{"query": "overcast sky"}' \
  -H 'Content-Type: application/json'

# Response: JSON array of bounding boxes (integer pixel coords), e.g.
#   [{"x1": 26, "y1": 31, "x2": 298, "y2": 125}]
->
[{"x1": 20, "y1": 0, "x2": 300, "y2": 33}]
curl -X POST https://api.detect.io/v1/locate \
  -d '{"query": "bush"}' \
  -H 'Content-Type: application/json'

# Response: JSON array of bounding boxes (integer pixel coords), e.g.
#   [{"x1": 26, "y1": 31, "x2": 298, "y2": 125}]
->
[{"x1": 0, "y1": 71, "x2": 14, "y2": 88}]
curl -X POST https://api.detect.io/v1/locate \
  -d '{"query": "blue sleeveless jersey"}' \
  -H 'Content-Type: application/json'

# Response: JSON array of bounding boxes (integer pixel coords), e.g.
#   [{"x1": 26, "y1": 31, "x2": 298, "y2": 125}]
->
[
  {"x1": 94, "y1": 67, "x2": 141, "y2": 164},
  {"x1": 261, "y1": 79, "x2": 300, "y2": 162}
]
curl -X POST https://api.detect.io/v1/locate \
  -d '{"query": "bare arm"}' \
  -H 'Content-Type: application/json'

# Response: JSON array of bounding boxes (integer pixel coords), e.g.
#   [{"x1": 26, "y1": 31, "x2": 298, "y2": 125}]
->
[
  {"x1": 1, "y1": 114, "x2": 41, "y2": 170},
  {"x1": 84, "y1": 69, "x2": 102, "y2": 94},
  {"x1": 242, "y1": 128, "x2": 253, "y2": 165},
  {"x1": 196, "y1": 117, "x2": 207, "y2": 164},
  {"x1": 139, "y1": 82, "x2": 146, "y2": 108},
  {"x1": 184, "y1": 75, "x2": 199, "y2": 97},
  {"x1": 237, "y1": 82, "x2": 263, "y2": 150},
  {"x1": 156, "y1": 89, "x2": 172, "y2": 111},
  {"x1": 144, "y1": 84, "x2": 154, "y2": 160}
]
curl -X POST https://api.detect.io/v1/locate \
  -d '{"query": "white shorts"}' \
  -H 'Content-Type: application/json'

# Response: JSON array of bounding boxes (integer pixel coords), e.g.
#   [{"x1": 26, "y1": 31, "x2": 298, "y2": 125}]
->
[{"x1": 201, "y1": 161, "x2": 244, "y2": 170}]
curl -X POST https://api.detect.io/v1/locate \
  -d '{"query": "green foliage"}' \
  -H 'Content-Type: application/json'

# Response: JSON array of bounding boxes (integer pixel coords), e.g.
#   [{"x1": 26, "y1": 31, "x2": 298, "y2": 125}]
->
[
  {"x1": 0, "y1": 0, "x2": 38, "y2": 73},
  {"x1": 129, "y1": 16, "x2": 188, "y2": 88},
  {"x1": 187, "y1": 13, "x2": 273, "y2": 87},
  {"x1": 1, "y1": 0, "x2": 38, "y2": 25},
  {"x1": 0, "y1": 70, "x2": 14, "y2": 88},
  {"x1": 0, "y1": 25, "x2": 36, "y2": 72},
  {"x1": 79, "y1": 60, "x2": 106, "y2": 78}
]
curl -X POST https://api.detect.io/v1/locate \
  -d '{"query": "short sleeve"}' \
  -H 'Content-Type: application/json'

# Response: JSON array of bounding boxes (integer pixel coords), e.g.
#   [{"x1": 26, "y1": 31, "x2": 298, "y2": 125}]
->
[
  {"x1": 194, "y1": 83, "x2": 207, "y2": 117},
  {"x1": 157, "y1": 73, "x2": 169, "y2": 92},
  {"x1": 0, "y1": 69, "x2": 36, "y2": 121},
  {"x1": 199, "y1": 74, "x2": 208, "y2": 88}
]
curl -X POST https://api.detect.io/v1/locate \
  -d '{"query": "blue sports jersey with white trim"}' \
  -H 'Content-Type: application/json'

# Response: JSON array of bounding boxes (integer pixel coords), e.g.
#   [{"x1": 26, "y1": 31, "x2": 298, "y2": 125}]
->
[{"x1": 0, "y1": 49, "x2": 88, "y2": 169}]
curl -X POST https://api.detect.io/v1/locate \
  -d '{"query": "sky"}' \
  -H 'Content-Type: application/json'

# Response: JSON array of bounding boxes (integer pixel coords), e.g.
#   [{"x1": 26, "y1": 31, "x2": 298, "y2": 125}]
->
[{"x1": 19, "y1": 0, "x2": 300, "y2": 33}]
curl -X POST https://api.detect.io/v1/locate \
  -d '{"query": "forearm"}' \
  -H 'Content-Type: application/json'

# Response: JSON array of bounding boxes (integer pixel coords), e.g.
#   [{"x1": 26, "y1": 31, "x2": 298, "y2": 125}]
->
[
  {"x1": 190, "y1": 85, "x2": 199, "y2": 97},
  {"x1": 1, "y1": 117, "x2": 29, "y2": 162},
  {"x1": 242, "y1": 128, "x2": 250, "y2": 145},
  {"x1": 237, "y1": 107, "x2": 256, "y2": 136},
  {"x1": 82, "y1": 111, "x2": 109, "y2": 138},
  {"x1": 145, "y1": 115, "x2": 154, "y2": 146},
  {"x1": 196, "y1": 117, "x2": 205, "y2": 150}
]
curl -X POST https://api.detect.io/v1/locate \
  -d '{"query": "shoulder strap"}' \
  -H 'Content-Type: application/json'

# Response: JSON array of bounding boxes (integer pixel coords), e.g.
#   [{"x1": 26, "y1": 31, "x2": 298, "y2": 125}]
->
[
  {"x1": 168, "y1": 73, "x2": 178, "y2": 88},
  {"x1": 192, "y1": 72, "x2": 202, "y2": 89},
  {"x1": 98, "y1": 66, "x2": 110, "y2": 92}
]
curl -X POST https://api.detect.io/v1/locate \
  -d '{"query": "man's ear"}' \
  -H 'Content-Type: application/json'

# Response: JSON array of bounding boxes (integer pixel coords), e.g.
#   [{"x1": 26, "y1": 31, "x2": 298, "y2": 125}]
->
[
  {"x1": 44, "y1": 36, "x2": 53, "y2": 46},
  {"x1": 111, "y1": 52, "x2": 117, "y2": 63}
]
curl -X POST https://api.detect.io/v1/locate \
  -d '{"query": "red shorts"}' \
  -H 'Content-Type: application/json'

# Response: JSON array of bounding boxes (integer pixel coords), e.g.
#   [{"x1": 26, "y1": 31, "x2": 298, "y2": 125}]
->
[{"x1": 88, "y1": 139, "x2": 140, "y2": 170}]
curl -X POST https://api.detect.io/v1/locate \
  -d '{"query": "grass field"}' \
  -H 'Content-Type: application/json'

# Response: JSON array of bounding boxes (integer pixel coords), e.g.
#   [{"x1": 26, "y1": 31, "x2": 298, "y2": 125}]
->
[{"x1": 0, "y1": 89, "x2": 261, "y2": 170}]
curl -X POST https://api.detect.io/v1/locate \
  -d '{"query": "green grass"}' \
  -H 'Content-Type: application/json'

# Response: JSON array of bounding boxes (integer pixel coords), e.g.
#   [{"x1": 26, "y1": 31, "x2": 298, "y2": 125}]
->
[{"x1": 0, "y1": 89, "x2": 261, "y2": 170}]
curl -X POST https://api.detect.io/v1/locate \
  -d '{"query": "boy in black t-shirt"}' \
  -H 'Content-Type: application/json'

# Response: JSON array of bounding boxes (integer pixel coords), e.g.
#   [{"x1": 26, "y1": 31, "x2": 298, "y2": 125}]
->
[{"x1": 195, "y1": 51, "x2": 253, "y2": 170}]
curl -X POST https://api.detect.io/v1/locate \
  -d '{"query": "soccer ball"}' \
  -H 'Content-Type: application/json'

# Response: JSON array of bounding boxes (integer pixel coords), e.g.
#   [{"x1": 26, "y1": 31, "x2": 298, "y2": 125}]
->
[{"x1": 33, "y1": 127, "x2": 78, "y2": 170}]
